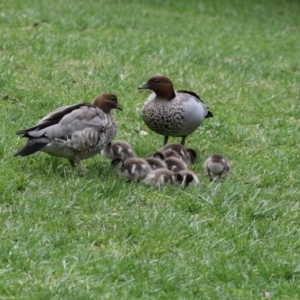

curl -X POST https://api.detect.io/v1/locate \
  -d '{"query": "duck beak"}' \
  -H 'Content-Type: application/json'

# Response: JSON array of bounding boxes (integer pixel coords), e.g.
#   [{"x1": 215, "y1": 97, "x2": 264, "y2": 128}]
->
[
  {"x1": 138, "y1": 82, "x2": 149, "y2": 89},
  {"x1": 116, "y1": 104, "x2": 123, "y2": 111}
]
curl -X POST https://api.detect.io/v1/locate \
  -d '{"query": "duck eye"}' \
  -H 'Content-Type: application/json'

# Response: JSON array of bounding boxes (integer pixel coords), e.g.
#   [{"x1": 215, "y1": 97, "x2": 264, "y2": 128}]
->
[
  {"x1": 109, "y1": 96, "x2": 117, "y2": 102},
  {"x1": 154, "y1": 79, "x2": 160, "y2": 83}
]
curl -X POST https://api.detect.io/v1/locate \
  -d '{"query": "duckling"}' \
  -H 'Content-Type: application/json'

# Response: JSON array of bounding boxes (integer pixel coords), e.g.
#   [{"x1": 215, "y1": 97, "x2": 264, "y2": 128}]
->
[
  {"x1": 164, "y1": 157, "x2": 188, "y2": 172},
  {"x1": 203, "y1": 154, "x2": 230, "y2": 181},
  {"x1": 143, "y1": 169, "x2": 183, "y2": 187},
  {"x1": 175, "y1": 170, "x2": 200, "y2": 187},
  {"x1": 153, "y1": 150, "x2": 181, "y2": 160},
  {"x1": 139, "y1": 75, "x2": 213, "y2": 145},
  {"x1": 111, "y1": 157, "x2": 151, "y2": 181},
  {"x1": 101, "y1": 140, "x2": 136, "y2": 161},
  {"x1": 145, "y1": 157, "x2": 167, "y2": 170},
  {"x1": 152, "y1": 150, "x2": 187, "y2": 172},
  {"x1": 159, "y1": 143, "x2": 197, "y2": 164},
  {"x1": 14, "y1": 93, "x2": 122, "y2": 171}
]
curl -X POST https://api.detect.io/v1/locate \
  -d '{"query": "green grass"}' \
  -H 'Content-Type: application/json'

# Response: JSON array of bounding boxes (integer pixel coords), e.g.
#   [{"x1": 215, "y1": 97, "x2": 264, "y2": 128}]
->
[{"x1": 1, "y1": 0, "x2": 300, "y2": 298}]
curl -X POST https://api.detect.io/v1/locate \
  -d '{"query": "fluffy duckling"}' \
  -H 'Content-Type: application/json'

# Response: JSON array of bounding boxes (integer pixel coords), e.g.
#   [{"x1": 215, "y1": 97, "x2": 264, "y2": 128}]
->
[
  {"x1": 175, "y1": 170, "x2": 200, "y2": 187},
  {"x1": 111, "y1": 157, "x2": 151, "y2": 181},
  {"x1": 152, "y1": 150, "x2": 187, "y2": 172},
  {"x1": 143, "y1": 169, "x2": 183, "y2": 187},
  {"x1": 101, "y1": 140, "x2": 136, "y2": 161},
  {"x1": 14, "y1": 93, "x2": 122, "y2": 171},
  {"x1": 203, "y1": 154, "x2": 230, "y2": 181},
  {"x1": 153, "y1": 150, "x2": 181, "y2": 160},
  {"x1": 159, "y1": 143, "x2": 197, "y2": 164},
  {"x1": 145, "y1": 157, "x2": 167, "y2": 170},
  {"x1": 139, "y1": 75, "x2": 213, "y2": 145},
  {"x1": 164, "y1": 157, "x2": 188, "y2": 172}
]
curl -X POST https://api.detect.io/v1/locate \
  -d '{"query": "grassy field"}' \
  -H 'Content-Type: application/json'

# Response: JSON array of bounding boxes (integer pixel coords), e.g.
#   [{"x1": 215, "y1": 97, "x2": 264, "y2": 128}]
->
[{"x1": 1, "y1": 0, "x2": 300, "y2": 298}]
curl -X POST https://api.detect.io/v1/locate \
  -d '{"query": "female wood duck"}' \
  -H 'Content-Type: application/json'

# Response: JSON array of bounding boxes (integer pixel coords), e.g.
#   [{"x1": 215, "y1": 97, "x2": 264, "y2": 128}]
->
[{"x1": 14, "y1": 93, "x2": 122, "y2": 171}]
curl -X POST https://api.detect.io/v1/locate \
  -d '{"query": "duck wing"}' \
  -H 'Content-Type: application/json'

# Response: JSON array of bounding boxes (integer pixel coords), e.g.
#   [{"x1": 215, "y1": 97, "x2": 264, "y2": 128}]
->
[
  {"x1": 67, "y1": 128, "x2": 100, "y2": 151},
  {"x1": 176, "y1": 90, "x2": 213, "y2": 118},
  {"x1": 16, "y1": 102, "x2": 93, "y2": 137},
  {"x1": 176, "y1": 90, "x2": 201, "y2": 101},
  {"x1": 14, "y1": 106, "x2": 108, "y2": 157}
]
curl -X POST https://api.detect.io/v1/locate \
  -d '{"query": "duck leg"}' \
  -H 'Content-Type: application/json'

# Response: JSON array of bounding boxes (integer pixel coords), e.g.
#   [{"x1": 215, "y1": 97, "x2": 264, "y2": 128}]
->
[
  {"x1": 207, "y1": 169, "x2": 213, "y2": 182},
  {"x1": 218, "y1": 170, "x2": 225, "y2": 180},
  {"x1": 69, "y1": 159, "x2": 76, "y2": 168},
  {"x1": 75, "y1": 160, "x2": 85, "y2": 174},
  {"x1": 69, "y1": 158, "x2": 84, "y2": 174},
  {"x1": 180, "y1": 136, "x2": 186, "y2": 145},
  {"x1": 164, "y1": 135, "x2": 169, "y2": 145}
]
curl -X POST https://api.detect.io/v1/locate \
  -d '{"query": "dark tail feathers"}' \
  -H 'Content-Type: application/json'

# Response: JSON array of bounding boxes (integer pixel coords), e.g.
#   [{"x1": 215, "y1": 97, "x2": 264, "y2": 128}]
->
[
  {"x1": 14, "y1": 139, "x2": 48, "y2": 157},
  {"x1": 206, "y1": 110, "x2": 213, "y2": 118}
]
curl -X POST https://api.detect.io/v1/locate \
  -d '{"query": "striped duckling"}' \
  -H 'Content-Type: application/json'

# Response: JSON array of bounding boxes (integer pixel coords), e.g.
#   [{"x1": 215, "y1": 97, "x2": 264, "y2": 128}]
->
[
  {"x1": 111, "y1": 157, "x2": 151, "y2": 181},
  {"x1": 143, "y1": 168, "x2": 179, "y2": 187},
  {"x1": 156, "y1": 149, "x2": 181, "y2": 160},
  {"x1": 143, "y1": 169, "x2": 198, "y2": 188},
  {"x1": 165, "y1": 156, "x2": 188, "y2": 172},
  {"x1": 145, "y1": 157, "x2": 167, "y2": 170},
  {"x1": 158, "y1": 143, "x2": 197, "y2": 164},
  {"x1": 175, "y1": 170, "x2": 200, "y2": 187},
  {"x1": 14, "y1": 93, "x2": 122, "y2": 171},
  {"x1": 203, "y1": 154, "x2": 230, "y2": 181},
  {"x1": 152, "y1": 150, "x2": 187, "y2": 173},
  {"x1": 101, "y1": 140, "x2": 136, "y2": 161},
  {"x1": 139, "y1": 76, "x2": 213, "y2": 145}
]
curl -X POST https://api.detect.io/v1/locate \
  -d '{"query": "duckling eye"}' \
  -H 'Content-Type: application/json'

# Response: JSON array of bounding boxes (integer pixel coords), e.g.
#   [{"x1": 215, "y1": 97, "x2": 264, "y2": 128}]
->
[{"x1": 154, "y1": 79, "x2": 160, "y2": 83}]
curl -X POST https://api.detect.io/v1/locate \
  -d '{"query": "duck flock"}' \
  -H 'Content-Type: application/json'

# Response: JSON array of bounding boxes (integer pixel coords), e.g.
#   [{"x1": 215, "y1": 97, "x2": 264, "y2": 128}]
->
[{"x1": 14, "y1": 75, "x2": 229, "y2": 187}]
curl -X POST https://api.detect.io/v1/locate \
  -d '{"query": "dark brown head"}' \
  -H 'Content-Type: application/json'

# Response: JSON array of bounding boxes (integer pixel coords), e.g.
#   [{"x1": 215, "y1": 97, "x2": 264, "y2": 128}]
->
[
  {"x1": 93, "y1": 93, "x2": 122, "y2": 113},
  {"x1": 138, "y1": 76, "x2": 176, "y2": 100}
]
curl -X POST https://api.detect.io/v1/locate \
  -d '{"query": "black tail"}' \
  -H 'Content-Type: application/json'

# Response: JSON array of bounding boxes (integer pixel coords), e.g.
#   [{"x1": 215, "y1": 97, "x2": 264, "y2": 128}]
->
[
  {"x1": 14, "y1": 140, "x2": 48, "y2": 157},
  {"x1": 206, "y1": 110, "x2": 213, "y2": 118}
]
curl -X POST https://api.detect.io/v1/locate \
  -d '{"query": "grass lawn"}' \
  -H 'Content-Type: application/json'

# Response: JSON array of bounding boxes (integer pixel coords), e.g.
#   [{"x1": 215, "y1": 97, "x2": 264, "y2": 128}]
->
[{"x1": 1, "y1": 0, "x2": 300, "y2": 298}]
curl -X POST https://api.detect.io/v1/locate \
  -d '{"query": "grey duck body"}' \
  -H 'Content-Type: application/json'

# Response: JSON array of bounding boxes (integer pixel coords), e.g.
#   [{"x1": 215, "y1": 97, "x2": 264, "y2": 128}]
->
[{"x1": 14, "y1": 93, "x2": 122, "y2": 171}]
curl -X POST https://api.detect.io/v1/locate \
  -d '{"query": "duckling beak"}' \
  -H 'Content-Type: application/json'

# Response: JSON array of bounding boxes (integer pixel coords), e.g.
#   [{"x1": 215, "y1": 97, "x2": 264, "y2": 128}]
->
[
  {"x1": 138, "y1": 82, "x2": 149, "y2": 89},
  {"x1": 116, "y1": 104, "x2": 123, "y2": 111}
]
